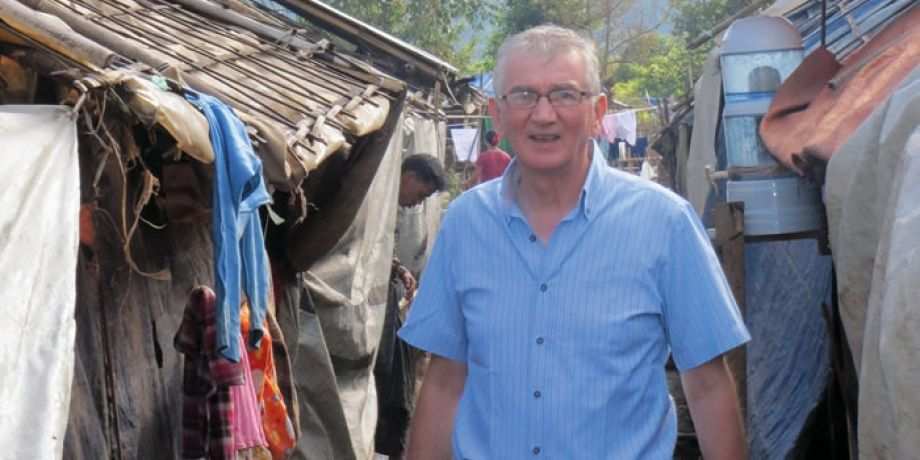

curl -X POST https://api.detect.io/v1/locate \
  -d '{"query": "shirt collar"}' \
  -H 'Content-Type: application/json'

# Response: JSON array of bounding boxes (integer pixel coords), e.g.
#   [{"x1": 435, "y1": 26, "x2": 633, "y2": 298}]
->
[{"x1": 498, "y1": 140, "x2": 604, "y2": 224}]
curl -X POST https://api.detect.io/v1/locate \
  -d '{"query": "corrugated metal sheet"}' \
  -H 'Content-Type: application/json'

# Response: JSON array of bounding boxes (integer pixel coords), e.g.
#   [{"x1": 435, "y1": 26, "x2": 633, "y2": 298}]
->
[{"x1": 786, "y1": 0, "x2": 917, "y2": 59}]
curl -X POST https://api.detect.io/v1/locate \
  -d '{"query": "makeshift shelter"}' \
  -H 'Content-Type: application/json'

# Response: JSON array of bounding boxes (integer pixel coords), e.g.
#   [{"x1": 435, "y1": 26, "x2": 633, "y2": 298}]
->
[
  {"x1": 0, "y1": 0, "x2": 460, "y2": 458},
  {"x1": 654, "y1": 0, "x2": 919, "y2": 458}
]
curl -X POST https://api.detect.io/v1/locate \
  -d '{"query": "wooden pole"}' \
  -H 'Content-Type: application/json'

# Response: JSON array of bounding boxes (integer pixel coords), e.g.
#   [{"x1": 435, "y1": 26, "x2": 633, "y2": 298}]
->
[{"x1": 715, "y1": 202, "x2": 747, "y2": 422}]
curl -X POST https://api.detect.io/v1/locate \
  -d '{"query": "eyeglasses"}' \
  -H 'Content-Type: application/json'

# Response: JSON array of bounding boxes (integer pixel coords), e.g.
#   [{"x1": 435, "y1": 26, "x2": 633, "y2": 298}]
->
[{"x1": 500, "y1": 88, "x2": 593, "y2": 109}]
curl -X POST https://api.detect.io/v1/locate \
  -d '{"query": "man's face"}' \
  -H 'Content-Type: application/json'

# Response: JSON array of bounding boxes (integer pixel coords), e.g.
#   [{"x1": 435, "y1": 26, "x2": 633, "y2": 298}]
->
[
  {"x1": 489, "y1": 50, "x2": 607, "y2": 175},
  {"x1": 398, "y1": 172, "x2": 437, "y2": 207}
]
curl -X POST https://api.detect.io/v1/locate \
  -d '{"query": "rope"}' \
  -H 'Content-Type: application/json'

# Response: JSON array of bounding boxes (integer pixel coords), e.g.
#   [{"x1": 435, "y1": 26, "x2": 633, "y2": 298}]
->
[{"x1": 78, "y1": 88, "x2": 171, "y2": 282}]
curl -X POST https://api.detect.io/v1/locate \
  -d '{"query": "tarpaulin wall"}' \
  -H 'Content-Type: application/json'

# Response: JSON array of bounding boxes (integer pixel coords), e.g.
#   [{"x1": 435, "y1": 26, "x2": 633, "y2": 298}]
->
[
  {"x1": 0, "y1": 105, "x2": 80, "y2": 459},
  {"x1": 304, "y1": 122, "x2": 401, "y2": 460},
  {"x1": 64, "y1": 113, "x2": 219, "y2": 459},
  {"x1": 744, "y1": 240, "x2": 832, "y2": 459},
  {"x1": 284, "y1": 96, "x2": 408, "y2": 460},
  {"x1": 824, "y1": 67, "x2": 920, "y2": 459}
]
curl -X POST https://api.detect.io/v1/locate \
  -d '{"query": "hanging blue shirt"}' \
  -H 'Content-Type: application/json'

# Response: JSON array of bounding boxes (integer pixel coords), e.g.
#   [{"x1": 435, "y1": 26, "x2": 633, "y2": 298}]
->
[
  {"x1": 185, "y1": 90, "x2": 272, "y2": 362},
  {"x1": 399, "y1": 143, "x2": 750, "y2": 459}
]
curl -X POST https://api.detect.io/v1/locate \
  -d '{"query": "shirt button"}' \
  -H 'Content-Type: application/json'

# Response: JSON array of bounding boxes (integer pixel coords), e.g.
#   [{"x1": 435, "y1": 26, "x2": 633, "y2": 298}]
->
[
  {"x1": 529, "y1": 234, "x2": 537, "y2": 242},
  {"x1": 533, "y1": 446, "x2": 541, "y2": 455},
  {"x1": 540, "y1": 283, "x2": 548, "y2": 292},
  {"x1": 536, "y1": 337, "x2": 544, "y2": 345},
  {"x1": 533, "y1": 390, "x2": 542, "y2": 398}
]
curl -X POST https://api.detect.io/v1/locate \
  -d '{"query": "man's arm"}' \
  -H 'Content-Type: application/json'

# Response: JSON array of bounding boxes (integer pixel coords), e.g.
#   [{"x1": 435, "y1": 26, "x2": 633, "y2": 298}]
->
[
  {"x1": 681, "y1": 355, "x2": 747, "y2": 460},
  {"x1": 405, "y1": 355, "x2": 467, "y2": 460}
]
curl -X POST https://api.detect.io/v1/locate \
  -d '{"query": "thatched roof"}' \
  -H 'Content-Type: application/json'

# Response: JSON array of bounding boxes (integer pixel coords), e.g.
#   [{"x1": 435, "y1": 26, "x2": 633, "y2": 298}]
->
[{"x1": 0, "y1": 0, "x2": 408, "y2": 191}]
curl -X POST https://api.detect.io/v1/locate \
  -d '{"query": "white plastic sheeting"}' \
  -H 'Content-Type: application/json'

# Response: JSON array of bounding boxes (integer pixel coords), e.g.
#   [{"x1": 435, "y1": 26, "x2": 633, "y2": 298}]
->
[
  {"x1": 0, "y1": 105, "x2": 79, "y2": 459},
  {"x1": 450, "y1": 127, "x2": 479, "y2": 162},
  {"x1": 685, "y1": 48, "x2": 723, "y2": 217},
  {"x1": 825, "y1": 67, "x2": 920, "y2": 459}
]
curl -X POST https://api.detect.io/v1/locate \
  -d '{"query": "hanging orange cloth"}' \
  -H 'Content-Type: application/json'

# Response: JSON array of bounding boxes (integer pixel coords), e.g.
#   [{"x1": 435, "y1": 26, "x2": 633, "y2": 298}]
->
[{"x1": 240, "y1": 301, "x2": 296, "y2": 459}]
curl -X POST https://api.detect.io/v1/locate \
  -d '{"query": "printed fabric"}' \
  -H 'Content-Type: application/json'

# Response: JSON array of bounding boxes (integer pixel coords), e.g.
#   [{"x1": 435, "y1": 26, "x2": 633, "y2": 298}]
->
[{"x1": 241, "y1": 301, "x2": 297, "y2": 458}]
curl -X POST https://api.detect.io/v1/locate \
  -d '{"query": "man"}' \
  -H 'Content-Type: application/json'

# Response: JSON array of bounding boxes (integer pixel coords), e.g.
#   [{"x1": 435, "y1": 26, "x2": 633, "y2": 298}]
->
[
  {"x1": 375, "y1": 153, "x2": 447, "y2": 458},
  {"x1": 392, "y1": 153, "x2": 448, "y2": 294},
  {"x1": 399, "y1": 25, "x2": 750, "y2": 459},
  {"x1": 399, "y1": 153, "x2": 447, "y2": 208},
  {"x1": 468, "y1": 130, "x2": 512, "y2": 187}
]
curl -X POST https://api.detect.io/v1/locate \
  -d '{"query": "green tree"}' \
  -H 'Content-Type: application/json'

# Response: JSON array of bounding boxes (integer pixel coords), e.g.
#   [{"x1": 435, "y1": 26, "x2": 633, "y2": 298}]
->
[
  {"x1": 610, "y1": 33, "x2": 704, "y2": 103},
  {"x1": 322, "y1": 0, "x2": 492, "y2": 70},
  {"x1": 607, "y1": 0, "x2": 762, "y2": 103},
  {"x1": 670, "y1": 0, "x2": 759, "y2": 46},
  {"x1": 481, "y1": 0, "x2": 667, "y2": 81}
]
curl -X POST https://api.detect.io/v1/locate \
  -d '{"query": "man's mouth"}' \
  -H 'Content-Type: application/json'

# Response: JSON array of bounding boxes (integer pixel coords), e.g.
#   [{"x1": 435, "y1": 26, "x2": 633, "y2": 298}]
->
[{"x1": 528, "y1": 134, "x2": 561, "y2": 143}]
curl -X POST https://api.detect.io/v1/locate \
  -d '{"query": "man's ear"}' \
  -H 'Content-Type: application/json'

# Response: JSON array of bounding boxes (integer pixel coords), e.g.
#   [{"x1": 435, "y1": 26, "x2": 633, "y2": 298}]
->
[
  {"x1": 488, "y1": 98, "x2": 503, "y2": 135},
  {"x1": 593, "y1": 94, "x2": 608, "y2": 136}
]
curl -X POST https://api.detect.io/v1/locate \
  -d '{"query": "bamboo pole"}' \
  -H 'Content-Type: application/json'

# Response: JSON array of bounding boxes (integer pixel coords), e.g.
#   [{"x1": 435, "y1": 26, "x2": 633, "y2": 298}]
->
[{"x1": 0, "y1": 0, "x2": 116, "y2": 69}]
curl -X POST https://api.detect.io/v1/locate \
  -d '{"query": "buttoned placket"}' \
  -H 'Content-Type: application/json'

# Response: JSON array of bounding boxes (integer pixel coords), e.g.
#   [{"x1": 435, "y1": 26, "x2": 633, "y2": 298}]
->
[
  {"x1": 530, "y1": 203, "x2": 593, "y2": 458},
  {"x1": 503, "y1": 211, "x2": 551, "y2": 458},
  {"x1": 531, "y1": 241, "x2": 550, "y2": 458},
  {"x1": 503, "y1": 173, "x2": 594, "y2": 458}
]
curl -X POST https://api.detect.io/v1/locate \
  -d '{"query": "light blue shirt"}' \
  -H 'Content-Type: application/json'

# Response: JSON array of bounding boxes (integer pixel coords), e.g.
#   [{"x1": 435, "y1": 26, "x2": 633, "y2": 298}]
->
[
  {"x1": 185, "y1": 89, "x2": 271, "y2": 362},
  {"x1": 399, "y1": 144, "x2": 750, "y2": 459}
]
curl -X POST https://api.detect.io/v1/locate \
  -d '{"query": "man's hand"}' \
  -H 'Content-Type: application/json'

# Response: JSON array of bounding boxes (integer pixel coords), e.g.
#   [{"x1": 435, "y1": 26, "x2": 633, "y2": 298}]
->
[
  {"x1": 396, "y1": 264, "x2": 417, "y2": 299},
  {"x1": 681, "y1": 355, "x2": 748, "y2": 460}
]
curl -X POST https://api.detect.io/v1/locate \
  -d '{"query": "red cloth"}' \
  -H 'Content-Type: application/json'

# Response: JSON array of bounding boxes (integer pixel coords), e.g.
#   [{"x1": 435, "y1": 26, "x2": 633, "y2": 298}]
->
[{"x1": 476, "y1": 148, "x2": 511, "y2": 183}]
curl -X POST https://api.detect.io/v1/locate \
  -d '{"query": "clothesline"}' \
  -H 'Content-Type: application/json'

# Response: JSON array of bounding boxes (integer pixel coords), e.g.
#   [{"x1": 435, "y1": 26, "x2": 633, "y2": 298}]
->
[{"x1": 606, "y1": 106, "x2": 658, "y2": 115}]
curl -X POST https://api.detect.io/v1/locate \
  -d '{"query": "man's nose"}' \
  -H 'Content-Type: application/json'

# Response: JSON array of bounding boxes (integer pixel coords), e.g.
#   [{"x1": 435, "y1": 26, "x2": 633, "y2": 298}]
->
[{"x1": 530, "y1": 96, "x2": 557, "y2": 122}]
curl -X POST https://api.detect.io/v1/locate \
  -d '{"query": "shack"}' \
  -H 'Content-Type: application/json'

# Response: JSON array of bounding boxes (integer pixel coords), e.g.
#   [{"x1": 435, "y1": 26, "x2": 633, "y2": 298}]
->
[
  {"x1": 0, "y1": 0, "x2": 466, "y2": 458},
  {"x1": 652, "y1": 0, "x2": 919, "y2": 457}
]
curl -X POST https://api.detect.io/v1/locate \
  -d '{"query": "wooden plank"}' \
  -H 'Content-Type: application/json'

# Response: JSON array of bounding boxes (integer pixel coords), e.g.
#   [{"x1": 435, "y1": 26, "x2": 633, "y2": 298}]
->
[{"x1": 714, "y1": 202, "x2": 747, "y2": 421}]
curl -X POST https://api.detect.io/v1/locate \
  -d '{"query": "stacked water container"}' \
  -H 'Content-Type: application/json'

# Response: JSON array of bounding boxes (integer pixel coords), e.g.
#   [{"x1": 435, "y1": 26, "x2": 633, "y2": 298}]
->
[{"x1": 720, "y1": 16, "x2": 822, "y2": 236}]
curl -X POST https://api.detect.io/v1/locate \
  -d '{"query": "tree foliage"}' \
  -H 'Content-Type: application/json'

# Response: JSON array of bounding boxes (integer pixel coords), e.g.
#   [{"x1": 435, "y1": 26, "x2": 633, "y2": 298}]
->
[
  {"x1": 483, "y1": 0, "x2": 664, "y2": 81},
  {"x1": 324, "y1": 0, "x2": 762, "y2": 103},
  {"x1": 671, "y1": 0, "x2": 759, "y2": 44},
  {"x1": 608, "y1": 0, "x2": 759, "y2": 103},
  {"x1": 322, "y1": 0, "x2": 491, "y2": 70},
  {"x1": 609, "y1": 33, "x2": 705, "y2": 103}
]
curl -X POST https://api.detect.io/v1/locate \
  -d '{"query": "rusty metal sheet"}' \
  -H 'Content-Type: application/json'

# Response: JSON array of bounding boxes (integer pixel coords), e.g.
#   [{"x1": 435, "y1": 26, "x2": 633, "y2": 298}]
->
[{"x1": 760, "y1": 4, "x2": 920, "y2": 174}]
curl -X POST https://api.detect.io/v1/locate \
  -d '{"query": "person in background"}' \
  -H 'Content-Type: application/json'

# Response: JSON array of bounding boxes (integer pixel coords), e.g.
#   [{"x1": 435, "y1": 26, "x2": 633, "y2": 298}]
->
[
  {"x1": 399, "y1": 25, "x2": 749, "y2": 460},
  {"x1": 465, "y1": 130, "x2": 511, "y2": 188},
  {"x1": 375, "y1": 153, "x2": 446, "y2": 459}
]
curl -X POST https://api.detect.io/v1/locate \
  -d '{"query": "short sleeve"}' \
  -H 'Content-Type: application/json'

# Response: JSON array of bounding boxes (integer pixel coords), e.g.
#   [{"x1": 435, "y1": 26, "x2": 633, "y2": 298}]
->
[
  {"x1": 660, "y1": 201, "x2": 750, "y2": 371},
  {"x1": 398, "y1": 209, "x2": 468, "y2": 363}
]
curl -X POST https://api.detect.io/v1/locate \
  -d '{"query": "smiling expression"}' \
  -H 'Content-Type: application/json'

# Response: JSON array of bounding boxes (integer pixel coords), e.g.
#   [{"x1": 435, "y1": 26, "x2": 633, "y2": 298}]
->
[{"x1": 489, "y1": 50, "x2": 607, "y2": 176}]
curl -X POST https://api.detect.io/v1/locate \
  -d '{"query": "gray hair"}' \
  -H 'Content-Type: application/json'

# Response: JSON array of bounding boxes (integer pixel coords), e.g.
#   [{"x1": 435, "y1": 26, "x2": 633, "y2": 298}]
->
[{"x1": 493, "y1": 24, "x2": 602, "y2": 97}]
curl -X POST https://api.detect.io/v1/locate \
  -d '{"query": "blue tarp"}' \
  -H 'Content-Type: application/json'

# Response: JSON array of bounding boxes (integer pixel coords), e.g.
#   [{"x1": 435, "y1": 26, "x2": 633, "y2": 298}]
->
[
  {"x1": 744, "y1": 239, "x2": 833, "y2": 459},
  {"x1": 470, "y1": 72, "x2": 495, "y2": 97}
]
